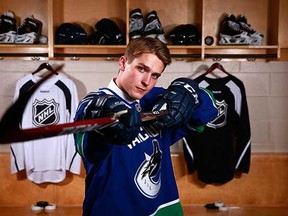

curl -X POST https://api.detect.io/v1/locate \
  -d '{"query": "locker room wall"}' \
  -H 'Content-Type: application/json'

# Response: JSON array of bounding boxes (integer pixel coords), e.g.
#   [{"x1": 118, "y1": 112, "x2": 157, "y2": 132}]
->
[
  {"x1": 0, "y1": 60, "x2": 287, "y2": 207},
  {"x1": 0, "y1": 60, "x2": 288, "y2": 153}
]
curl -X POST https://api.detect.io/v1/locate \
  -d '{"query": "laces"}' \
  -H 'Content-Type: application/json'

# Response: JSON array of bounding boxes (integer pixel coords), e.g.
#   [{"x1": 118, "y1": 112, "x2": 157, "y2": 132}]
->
[
  {"x1": 144, "y1": 19, "x2": 162, "y2": 32},
  {"x1": 228, "y1": 21, "x2": 242, "y2": 32},
  {"x1": 239, "y1": 22, "x2": 254, "y2": 31},
  {"x1": 130, "y1": 17, "x2": 144, "y2": 32}
]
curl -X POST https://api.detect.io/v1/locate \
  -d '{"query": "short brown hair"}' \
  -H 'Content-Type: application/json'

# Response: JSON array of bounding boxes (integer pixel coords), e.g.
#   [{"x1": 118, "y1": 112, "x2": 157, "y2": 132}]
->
[{"x1": 125, "y1": 38, "x2": 171, "y2": 68}]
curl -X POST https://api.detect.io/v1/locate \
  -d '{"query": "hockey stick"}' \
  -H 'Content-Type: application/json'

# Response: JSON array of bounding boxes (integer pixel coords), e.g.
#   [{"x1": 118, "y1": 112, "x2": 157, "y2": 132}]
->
[
  {"x1": 0, "y1": 110, "x2": 167, "y2": 143},
  {"x1": 0, "y1": 67, "x2": 167, "y2": 144}
]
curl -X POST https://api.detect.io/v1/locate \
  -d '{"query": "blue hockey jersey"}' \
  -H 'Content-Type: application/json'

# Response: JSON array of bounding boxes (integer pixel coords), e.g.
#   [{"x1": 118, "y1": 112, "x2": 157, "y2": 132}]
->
[{"x1": 74, "y1": 80, "x2": 217, "y2": 216}]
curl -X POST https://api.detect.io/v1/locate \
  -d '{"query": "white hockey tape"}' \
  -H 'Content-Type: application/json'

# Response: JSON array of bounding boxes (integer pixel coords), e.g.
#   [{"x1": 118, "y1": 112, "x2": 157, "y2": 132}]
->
[
  {"x1": 31, "y1": 205, "x2": 43, "y2": 211},
  {"x1": 214, "y1": 201, "x2": 224, "y2": 207},
  {"x1": 45, "y1": 204, "x2": 57, "y2": 211},
  {"x1": 219, "y1": 206, "x2": 229, "y2": 211}
]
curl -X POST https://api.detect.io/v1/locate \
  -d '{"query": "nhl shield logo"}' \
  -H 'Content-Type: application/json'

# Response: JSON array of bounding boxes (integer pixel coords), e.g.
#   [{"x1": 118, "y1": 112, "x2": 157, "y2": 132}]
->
[
  {"x1": 32, "y1": 99, "x2": 60, "y2": 127},
  {"x1": 207, "y1": 100, "x2": 227, "y2": 129}
]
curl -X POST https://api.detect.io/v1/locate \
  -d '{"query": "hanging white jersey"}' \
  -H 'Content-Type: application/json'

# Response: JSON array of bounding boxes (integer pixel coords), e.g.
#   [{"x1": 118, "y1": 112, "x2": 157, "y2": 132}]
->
[{"x1": 10, "y1": 73, "x2": 81, "y2": 184}]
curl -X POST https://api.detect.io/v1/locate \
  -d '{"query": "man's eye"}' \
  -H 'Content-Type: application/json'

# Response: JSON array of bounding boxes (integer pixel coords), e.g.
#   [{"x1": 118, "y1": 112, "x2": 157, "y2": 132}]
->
[
  {"x1": 152, "y1": 74, "x2": 161, "y2": 79},
  {"x1": 137, "y1": 66, "x2": 145, "y2": 73}
]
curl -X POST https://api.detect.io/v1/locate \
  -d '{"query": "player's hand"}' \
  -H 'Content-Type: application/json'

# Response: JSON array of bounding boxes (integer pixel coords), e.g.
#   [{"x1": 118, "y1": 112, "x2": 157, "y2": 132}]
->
[
  {"x1": 84, "y1": 93, "x2": 141, "y2": 144},
  {"x1": 152, "y1": 78, "x2": 200, "y2": 128}
]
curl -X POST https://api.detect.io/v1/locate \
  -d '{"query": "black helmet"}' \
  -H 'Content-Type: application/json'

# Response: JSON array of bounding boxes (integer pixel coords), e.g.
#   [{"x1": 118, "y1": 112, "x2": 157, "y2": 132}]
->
[
  {"x1": 89, "y1": 18, "x2": 125, "y2": 45},
  {"x1": 169, "y1": 24, "x2": 201, "y2": 45},
  {"x1": 55, "y1": 23, "x2": 87, "y2": 44}
]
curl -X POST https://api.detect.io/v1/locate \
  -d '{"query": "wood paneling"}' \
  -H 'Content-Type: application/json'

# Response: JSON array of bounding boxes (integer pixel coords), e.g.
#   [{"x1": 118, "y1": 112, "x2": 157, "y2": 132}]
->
[{"x1": 0, "y1": 152, "x2": 287, "y2": 206}]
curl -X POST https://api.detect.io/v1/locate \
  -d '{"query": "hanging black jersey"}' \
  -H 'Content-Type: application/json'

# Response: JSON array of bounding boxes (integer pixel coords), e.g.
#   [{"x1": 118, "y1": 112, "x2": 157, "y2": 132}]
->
[
  {"x1": 10, "y1": 73, "x2": 81, "y2": 184},
  {"x1": 183, "y1": 74, "x2": 251, "y2": 184}
]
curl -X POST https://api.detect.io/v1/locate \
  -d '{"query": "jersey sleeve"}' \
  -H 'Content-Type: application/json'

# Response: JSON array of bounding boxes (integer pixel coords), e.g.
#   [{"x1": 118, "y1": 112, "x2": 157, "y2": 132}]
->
[
  {"x1": 10, "y1": 77, "x2": 30, "y2": 174},
  {"x1": 140, "y1": 87, "x2": 165, "y2": 112},
  {"x1": 187, "y1": 87, "x2": 218, "y2": 132},
  {"x1": 65, "y1": 79, "x2": 82, "y2": 174},
  {"x1": 74, "y1": 92, "x2": 113, "y2": 164},
  {"x1": 232, "y1": 80, "x2": 251, "y2": 173}
]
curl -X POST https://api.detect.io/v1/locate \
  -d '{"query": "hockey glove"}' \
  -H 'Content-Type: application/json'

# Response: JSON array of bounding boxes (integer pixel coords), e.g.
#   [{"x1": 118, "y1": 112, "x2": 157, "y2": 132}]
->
[
  {"x1": 84, "y1": 93, "x2": 141, "y2": 144},
  {"x1": 152, "y1": 77, "x2": 200, "y2": 128}
]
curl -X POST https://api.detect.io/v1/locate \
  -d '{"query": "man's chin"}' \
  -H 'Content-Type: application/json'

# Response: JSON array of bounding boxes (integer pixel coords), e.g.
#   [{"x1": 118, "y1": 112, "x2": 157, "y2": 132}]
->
[{"x1": 131, "y1": 92, "x2": 146, "y2": 100}]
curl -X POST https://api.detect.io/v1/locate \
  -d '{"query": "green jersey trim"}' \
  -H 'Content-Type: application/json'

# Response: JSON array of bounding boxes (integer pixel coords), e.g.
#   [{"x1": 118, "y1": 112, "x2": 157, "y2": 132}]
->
[{"x1": 150, "y1": 199, "x2": 183, "y2": 216}]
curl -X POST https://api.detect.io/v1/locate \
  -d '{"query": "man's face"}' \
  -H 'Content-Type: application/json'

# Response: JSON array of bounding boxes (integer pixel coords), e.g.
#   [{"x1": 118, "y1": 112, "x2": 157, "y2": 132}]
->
[{"x1": 116, "y1": 53, "x2": 165, "y2": 100}]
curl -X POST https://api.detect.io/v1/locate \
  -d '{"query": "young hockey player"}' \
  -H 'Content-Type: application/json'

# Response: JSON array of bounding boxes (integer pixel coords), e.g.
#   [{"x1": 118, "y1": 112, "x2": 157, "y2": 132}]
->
[{"x1": 74, "y1": 37, "x2": 217, "y2": 216}]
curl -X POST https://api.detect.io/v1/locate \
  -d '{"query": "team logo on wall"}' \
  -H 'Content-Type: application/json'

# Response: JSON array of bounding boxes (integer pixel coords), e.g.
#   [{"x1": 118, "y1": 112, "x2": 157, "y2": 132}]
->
[
  {"x1": 32, "y1": 99, "x2": 60, "y2": 127},
  {"x1": 134, "y1": 139, "x2": 162, "y2": 199}
]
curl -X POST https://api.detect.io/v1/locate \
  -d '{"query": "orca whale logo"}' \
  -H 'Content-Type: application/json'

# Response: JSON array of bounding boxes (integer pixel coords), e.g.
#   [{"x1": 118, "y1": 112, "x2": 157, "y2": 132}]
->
[{"x1": 134, "y1": 139, "x2": 162, "y2": 199}]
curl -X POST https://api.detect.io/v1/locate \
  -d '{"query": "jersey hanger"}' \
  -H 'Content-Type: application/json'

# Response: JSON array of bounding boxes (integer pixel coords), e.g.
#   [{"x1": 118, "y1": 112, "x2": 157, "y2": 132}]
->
[
  {"x1": 32, "y1": 63, "x2": 59, "y2": 75},
  {"x1": 203, "y1": 62, "x2": 230, "y2": 76}
]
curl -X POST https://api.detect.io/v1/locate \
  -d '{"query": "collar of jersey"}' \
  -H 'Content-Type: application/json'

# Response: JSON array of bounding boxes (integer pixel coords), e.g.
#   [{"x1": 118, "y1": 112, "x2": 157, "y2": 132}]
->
[
  {"x1": 100, "y1": 79, "x2": 139, "y2": 104},
  {"x1": 30, "y1": 73, "x2": 60, "y2": 91}
]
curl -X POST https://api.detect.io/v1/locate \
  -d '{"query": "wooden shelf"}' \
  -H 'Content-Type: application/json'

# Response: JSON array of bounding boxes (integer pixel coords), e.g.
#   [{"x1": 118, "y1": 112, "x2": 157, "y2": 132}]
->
[
  {"x1": 0, "y1": 44, "x2": 49, "y2": 60},
  {"x1": 53, "y1": 45, "x2": 126, "y2": 60},
  {"x1": 0, "y1": 0, "x2": 287, "y2": 61},
  {"x1": 280, "y1": 47, "x2": 288, "y2": 60}
]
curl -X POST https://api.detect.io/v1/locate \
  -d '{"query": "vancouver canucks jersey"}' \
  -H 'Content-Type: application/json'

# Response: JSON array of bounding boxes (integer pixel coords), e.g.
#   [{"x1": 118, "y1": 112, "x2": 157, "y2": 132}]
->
[
  {"x1": 183, "y1": 74, "x2": 251, "y2": 184},
  {"x1": 74, "y1": 80, "x2": 217, "y2": 216},
  {"x1": 10, "y1": 73, "x2": 81, "y2": 184},
  {"x1": 75, "y1": 82, "x2": 184, "y2": 216}
]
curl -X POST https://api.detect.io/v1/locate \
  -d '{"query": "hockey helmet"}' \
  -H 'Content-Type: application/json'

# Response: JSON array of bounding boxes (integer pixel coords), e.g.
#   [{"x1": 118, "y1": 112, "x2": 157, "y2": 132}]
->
[
  {"x1": 89, "y1": 18, "x2": 125, "y2": 45},
  {"x1": 169, "y1": 24, "x2": 201, "y2": 45},
  {"x1": 55, "y1": 23, "x2": 87, "y2": 44}
]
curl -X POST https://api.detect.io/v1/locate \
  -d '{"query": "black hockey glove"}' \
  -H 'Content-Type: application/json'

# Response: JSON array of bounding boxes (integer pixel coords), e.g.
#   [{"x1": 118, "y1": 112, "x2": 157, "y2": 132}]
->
[
  {"x1": 84, "y1": 93, "x2": 141, "y2": 144},
  {"x1": 152, "y1": 78, "x2": 200, "y2": 128}
]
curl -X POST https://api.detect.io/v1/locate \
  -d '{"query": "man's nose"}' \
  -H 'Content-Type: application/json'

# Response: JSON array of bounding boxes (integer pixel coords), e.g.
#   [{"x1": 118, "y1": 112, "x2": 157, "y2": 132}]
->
[{"x1": 142, "y1": 74, "x2": 151, "y2": 86}]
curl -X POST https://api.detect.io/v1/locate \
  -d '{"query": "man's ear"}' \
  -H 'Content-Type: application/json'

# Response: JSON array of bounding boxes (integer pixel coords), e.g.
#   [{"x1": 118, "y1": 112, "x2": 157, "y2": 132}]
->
[{"x1": 119, "y1": 56, "x2": 127, "y2": 71}]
